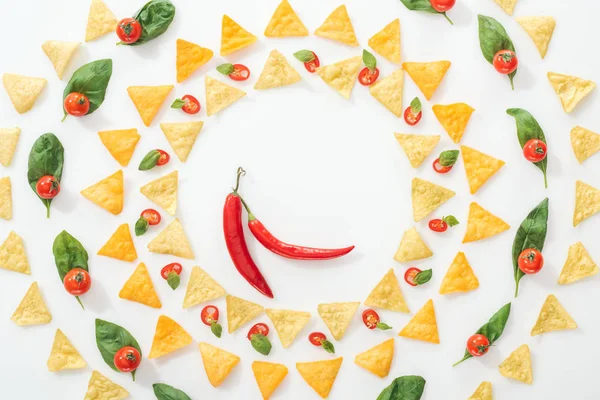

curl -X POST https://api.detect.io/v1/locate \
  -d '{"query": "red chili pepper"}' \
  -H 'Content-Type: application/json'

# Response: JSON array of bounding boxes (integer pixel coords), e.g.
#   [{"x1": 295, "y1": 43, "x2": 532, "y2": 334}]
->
[{"x1": 223, "y1": 168, "x2": 273, "y2": 298}]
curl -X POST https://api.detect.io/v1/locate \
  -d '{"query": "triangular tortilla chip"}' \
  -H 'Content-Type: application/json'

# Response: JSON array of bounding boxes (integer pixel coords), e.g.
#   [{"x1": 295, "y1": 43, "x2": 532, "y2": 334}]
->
[
  {"x1": 254, "y1": 49, "x2": 302, "y2": 90},
  {"x1": 226, "y1": 294, "x2": 264, "y2": 333},
  {"x1": 11, "y1": 282, "x2": 51, "y2": 326},
  {"x1": 531, "y1": 294, "x2": 577, "y2": 336},
  {"x1": 183, "y1": 266, "x2": 226, "y2": 308},
  {"x1": 463, "y1": 202, "x2": 510, "y2": 243},
  {"x1": 315, "y1": 5, "x2": 358, "y2": 46},
  {"x1": 461, "y1": 145, "x2": 505, "y2": 194},
  {"x1": 205, "y1": 76, "x2": 246, "y2": 116},
  {"x1": 252, "y1": 361, "x2": 288, "y2": 399},
  {"x1": 0, "y1": 177, "x2": 12, "y2": 220},
  {"x1": 2, "y1": 74, "x2": 47, "y2": 114},
  {"x1": 403, "y1": 61, "x2": 451, "y2": 100},
  {"x1": 47, "y1": 329, "x2": 86, "y2": 372},
  {"x1": 412, "y1": 178, "x2": 455, "y2": 222},
  {"x1": 84, "y1": 370, "x2": 129, "y2": 400},
  {"x1": 119, "y1": 263, "x2": 162, "y2": 308},
  {"x1": 368, "y1": 19, "x2": 401, "y2": 64},
  {"x1": 558, "y1": 242, "x2": 599, "y2": 285},
  {"x1": 140, "y1": 170, "x2": 178, "y2": 216},
  {"x1": 499, "y1": 344, "x2": 532, "y2": 384},
  {"x1": 0, "y1": 127, "x2": 20, "y2": 167},
  {"x1": 98, "y1": 129, "x2": 140, "y2": 167},
  {"x1": 148, "y1": 218, "x2": 194, "y2": 259},
  {"x1": 394, "y1": 227, "x2": 432, "y2": 263},
  {"x1": 97, "y1": 224, "x2": 137, "y2": 262},
  {"x1": 316, "y1": 56, "x2": 362, "y2": 99},
  {"x1": 199, "y1": 342, "x2": 240, "y2": 387},
  {"x1": 398, "y1": 299, "x2": 439, "y2": 344},
  {"x1": 149, "y1": 315, "x2": 193, "y2": 359},
  {"x1": 85, "y1": 0, "x2": 117, "y2": 42},
  {"x1": 127, "y1": 85, "x2": 173, "y2": 126},
  {"x1": 80, "y1": 170, "x2": 124, "y2": 215},
  {"x1": 432, "y1": 103, "x2": 474, "y2": 143},
  {"x1": 547, "y1": 72, "x2": 596, "y2": 113},
  {"x1": 220, "y1": 15, "x2": 257, "y2": 56},
  {"x1": 516, "y1": 17, "x2": 555, "y2": 59},
  {"x1": 574, "y1": 180, "x2": 600, "y2": 227},
  {"x1": 494, "y1": 0, "x2": 518, "y2": 15},
  {"x1": 369, "y1": 68, "x2": 404, "y2": 117},
  {"x1": 365, "y1": 269, "x2": 410, "y2": 313},
  {"x1": 571, "y1": 126, "x2": 600, "y2": 164},
  {"x1": 176, "y1": 39, "x2": 213, "y2": 83},
  {"x1": 394, "y1": 134, "x2": 440, "y2": 168},
  {"x1": 0, "y1": 231, "x2": 30, "y2": 274},
  {"x1": 317, "y1": 302, "x2": 360, "y2": 341},
  {"x1": 468, "y1": 381, "x2": 493, "y2": 400},
  {"x1": 296, "y1": 357, "x2": 343, "y2": 398},
  {"x1": 42, "y1": 41, "x2": 80, "y2": 79},
  {"x1": 354, "y1": 338, "x2": 394, "y2": 378},
  {"x1": 160, "y1": 122, "x2": 203, "y2": 162},
  {"x1": 265, "y1": 308, "x2": 311, "y2": 348},
  {"x1": 439, "y1": 252, "x2": 479, "y2": 295},
  {"x1": 264, "y1": 0, "x2": 308, "y2": 37}
]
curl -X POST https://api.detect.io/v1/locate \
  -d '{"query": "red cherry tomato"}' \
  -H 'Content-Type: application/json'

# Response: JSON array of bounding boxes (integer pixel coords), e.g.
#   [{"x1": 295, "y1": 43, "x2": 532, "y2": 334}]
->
[
  {"x1": 247, "y1": 323, "x2": 269, "y2": 339},
  {"x1": 523, "y1": 139, "x2": 547, "y2": 163},
  {"x1": 116, "y1": 18, "x2": 142, "y2": 44},
  {"x1": 64, "y1": 92, "x2": 90, "y2": 117},
  {"x1": 200, "y1": 305, "x2": 219, "y2": 326},
  {"x1": 36, "y1": 175, "x2": 60, "y2": 199},
  {"x1": 493, "y1": 50, "x2": 518, "y2": 75},
  {"x1": 466, "y1": 334, "x2": 490, "y2": 357},
  {"x1": 518, "y1": 248, "x2": 544, "y2": 274},
  {"x1": 429, "y1": 219, "x2": 448, "y2": 232},
  {"x1": 114, "y1": 346, "x2": 141, "y2": 373},
  {"x1": 433, "y1": 158, "x2": 453, "y2": 173},
  {"x1": 358, "y1": 67, "x2": 380, "y2": 86},
  {"x1": 181, "y1": 94, "x2": 200, "y2": 114},
  {"x1": 404, "y1": 267, "x2": 422, "y2": 287},
  {"x1": 361, "y1": 309, "x2": 381, "y2": 329},
  {"x1": 304, "y1": 52, "x2": 320, "y2": 73},
  {"x1": 160, "y1": 263, "x2": 182, "y2": 280},
  {"x1": 404, "y1": 106, "x2": 422, "y2": 126},
  {"x1": 156, "y1": 150, "x2": 170, "y2": 166},
  {"x1": 63, "y1": 268, "x2": 91, "y2": 296},
  {"x1": 141, "y1": 209, "x2": 161, "y2": 225},
  {"x1": 430, "y1": 0, "x2": 456, "y2": 12},
  {"x1": 308, "y1": 332, "x2": 327, "y2": 346},
  {"x1": 229, "y1": 64, "x2": 250, "y2": 81}
]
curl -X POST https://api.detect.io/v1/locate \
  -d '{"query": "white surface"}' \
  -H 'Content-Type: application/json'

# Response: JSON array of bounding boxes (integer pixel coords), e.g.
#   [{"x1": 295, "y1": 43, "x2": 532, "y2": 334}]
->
[{"x1": 0, "y1": 0, "x2": 599, "y2": 399}]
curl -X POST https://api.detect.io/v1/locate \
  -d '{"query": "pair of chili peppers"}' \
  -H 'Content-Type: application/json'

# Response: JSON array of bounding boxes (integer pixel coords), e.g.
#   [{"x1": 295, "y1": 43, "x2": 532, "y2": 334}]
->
[{"x1": 223, "y1": 167, "x2": 355, "y2": 298}]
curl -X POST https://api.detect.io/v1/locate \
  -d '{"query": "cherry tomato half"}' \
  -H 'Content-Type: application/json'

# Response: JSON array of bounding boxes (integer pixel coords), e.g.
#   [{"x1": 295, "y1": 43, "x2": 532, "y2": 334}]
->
[
  {"x1": 518, "y1": 248, "x2": 544, "y2": 274},
  {"x1": 247, "y1": 323, "x2": 269, "y2": 339},
  {"x1": 201, "y1": 305, "x2": 220, "y2": 326},
  {"x1": 36, "y1": 175, "x2": 60, "y2": 199},
  {"x1": 493, "y1": 50, "x2": 518, "y2": 75},
  {"x1": 404, "y1": 106, "x2": 422, "y2": 126},
  {"x1": 404, "y1": 267, "x2": 422, "y2": 287},
  {"x1": 156, "y1": 150, "x2": 170, "y2": 166},
  {"x1": 63, "y1": 268, "x2": 91, "y2": 296},
  {"x1": 160, "y1": 263, "x2": 182, "y2": 280},
  {"x1": 523, "y1": 139, "x2": 547, "y2": 163},
  {"x1": 141, "y1": 209, "x2": 161, "y2": 225},
  {"x1": 466, "y1": 334, "x2": 490, "y2": 357},
  {"x1": 358, "y1": 67, "x2": 380, "y2": 86},
  {"x1": 229, "y1": 64, "x2": 250, "y2": 81},
  {"x1": 308, "y1": 332, "x2": 327, "y2": 346},
  {"x1": 433, "y1": 158, "x2": 453, "y2": 173},
  {"x1": 361, "y1": 309, "x2": 381, "y2": 329},
  {"x1": 114, "y1": 346, "x2": 141, "y2": 373},
  {"x1": 116, "y1": 18, "x2": 142, "y2": 44},
  {"x1": 429, "y1": 219, "x2": 448, "y2": 232},
  {"x1": 64, "y1": 92, "x2": 90, "y2": 117},
  {"x1": 430, "y1": 0, "x2": 456, "y2": 12},
  {"x1": 181, "y1": 94, "x2": 200, "y2": 114},
  {"x1": 304, "y1": 52, "x2": 320, "y2": 73}
]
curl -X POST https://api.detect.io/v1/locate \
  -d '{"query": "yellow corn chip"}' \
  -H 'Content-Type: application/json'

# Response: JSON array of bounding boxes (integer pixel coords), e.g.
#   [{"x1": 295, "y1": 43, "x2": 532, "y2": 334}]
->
[
  {"x1": 468, "y1": 381, "x2": 492, "y2": 400},
  {"x1": 315, "y1": 5, "x2": 358, "y2": 46},
  {"x1": 0, "y1": 177, "x2": 12, "y2": 220},
  {"x1": 398, "y1": 299, "x2": 439, "y2": 344},
  {"x1": 97, "y1": 224, "x2": 137, "y2": 262},
  {"x1": 205, "y1": 76, "x2": 246, "y2": 116},
  {"x1": 369, "y1": 68, "x2": 404, "y2": 117},
  {"x1": 85, "y1": 0, "x2": 117, "y2": 42},
  {"x1": 176, "y1": 39, "x2": 213, "y2": 83},
  {"x1": 98, "y1": 129, "x2": 140, "y2": 167},
  {"x1": 296, "y1": 357, "x2": 343, "y2": 399},
  {"x1": 317, "y1": 302, "x2": 359, "y2": 341},
  {"x1": 403, "y1": 61, "x2": 450, "y2": 100},
  {"x1": 84, "y1": 370, "x2": 129, "y2": 400},
  {"x1": 531, "y1": 294, "x2": 577, "y2": 336},
  {"x1": 254, "y1": 50, "x2": 302, "y2": 90},
  {"x1": 252, "y1": 361, "x2": 288, "y2": 399},
  {"x1": 463, "y1": 202, "x2": 510, "y2": 243},
  {"x1": 199, "y1": 342, "x2": 240, "y2": 387},
  {"x1": 221, "y1": 15, "x2": 257, "y2": 56},
  {"x1": 148, "y1": 218, "x2": 194, "y2": 259},
  {"x1": 516, "y1": 17, "x2": 555, "y2": 59},
  {"x1": 316, "y1": 56, "x2": 362, "y2": 99},
  {"x1": 227, "y1": 294, "x2": 264, "y2": 333},
  {"x1": 81, "y1": 170, "x2": 123, "y2": 215},
  {"x1": 394, "y1": 227, "x2": 432, "y2": 263},
  {"x1": 0, "y1": 127, "x2": 20, "y2": 167},
  {"x1": 461, "y1": 145, "x2": 505, "y2": 194},
  {"x1": 432, "y1": 103, "x2": 474, "y2": 143},
  {"x1": 42, "y1": 41, "x2": 80, "y2": 79},
  {"x1": 499, "y1": 344, "x2": 532, "y2": 384},
  {"x1": 547, "y1": 72, "x2": 596, "y2": 113},
  {"x1": 149, "y1": 315, "x2": 193, "y2": 359},
  {"x1": 119, "y1": 263, "x2": 162, "y2": 309},
  {"x1": 127, "y1": 85, "x2": 173, "y2": 126},
  {"x1": 355, "y1": 339, "x2": 394, "y2": 378},
  {"x1": 571, "y1": 126, "x2": 600, "y2": 164},
  {"x1": 265, "y1": 308, "x2": 311, "y2": 348},
  {"x1": 0, "y1": 231, "x2": 30, "y2": 274},
  {"x1": 264, "y1": 0, "x2": 308, "y2": 37},
  {"x1": 574, "y1": 180, "x2": 600, "y2": 227},
  {"x1": 494, "y1": 0, "x2": 518, "y2": 15},
  {"x1": 140, "y1": 170, "x2": 178, "y2": 216},
  {"x1": 364, "y1": 269, "x2": 410, "y2": 313},
  {"x1": 183, "y1": 266, "x2": 226, "y2": 308},
  {"x1": 394, "y1": 134, "x2": 440, "y2": 168},
  {"x1": 11, "y1": 282, "x2": 51, "y2": 326},
  {"x1": 439, "y1": 252, "x2": 479, "y2": 295},
  {"x1": 2, "y1": 74, "x2": 47, "y2": 114},
  {"x1": 412, "y1": 178, "x2": 455, "y2": 222},
  {"x1": 47, "y1": 329, "x2": 86, "y2": 372},
  {"x1": 368, "y1": 19, "x2": 401, "y2": 64},
  {"x1": 558, "y1": 242, "x2": 599, "y2": 285},
  {"x1": 160, "y1": 122, "x2": 203, "y2": 162}
]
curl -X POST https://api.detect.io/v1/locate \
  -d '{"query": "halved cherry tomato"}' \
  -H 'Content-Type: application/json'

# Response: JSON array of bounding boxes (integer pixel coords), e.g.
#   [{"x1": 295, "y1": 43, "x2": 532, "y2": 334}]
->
[
  {"x1": 404, "y1": 267, "x2": 422, "y2": 286},
  {"x1": 201, "y1": 305, "x2": 219, "y2": 326},
  {"x1": 160, "y1": 263, "x2": 182, "y2": 280},
  {"x1": 493, "y1": 50, "x2": 518, "y2": 75},
  {"x1": 36, "y1": 175, "x2": 60, "y2": 199},
  {"x1": 247, "y1": 323, "x2": 269, "y2": 339},
  {"x1": 304, "y1": 52, "x2": 320, "y2": 73},
  {"x1": 358, "y1": 67, "x2": 380, "y2": 86},
  {"x1": 141, "y1": 209, "x2": 161, "y2": 225},
  {"x1": 430, "y1": 0, "x2": 456, "y2": 12},
  {"x1": 361, "y1": 309, "x2": 392, "y2": 330},
  {"x1": 308, "y1": 332, "x2": 335, "y2": 353},
  {"x1": 404, "y1": 107, "x2": 422, "y2": 126},
  {"x1": 64, "y1": 92, "x2": 90, "y2": 117},
  {"x1": 523, "y1": 139, "x2": 547, "y2": 163},
  {"x1": 182, "y1": 95, "x2": 200, "y2": 114},
  {"x1": 116, "y1": 18, "x2": 142, "y2": 44},
  {"x1": 518, "y1": 248, "x2": 544, "y2": 274},
  {"x1": 429, "y1": 219, "x2": 448, "y2": 232},
  {"x1": 466, "y1": 334, "x2": 490, "y2": 357},
  {"x1": 230, "y1": 64, "x2": 250, "y2": 81},
  {"x1": 64, "y1": 268, "x2": 91, "y2": 295},
  {"x1": 156, "y1": 150, "x2": 170, "y2": 166},
  {"x1": 114, "y1": 346, "x2": 141, "y2": 373},
  {"x1": 433, "y1": 158, "x2": 453, "y2": 173}
]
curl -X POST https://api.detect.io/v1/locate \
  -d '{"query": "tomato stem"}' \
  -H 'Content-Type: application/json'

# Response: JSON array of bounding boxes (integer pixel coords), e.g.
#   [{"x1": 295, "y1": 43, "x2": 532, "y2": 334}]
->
[{"x1": 443, "y1": 12, "x2": 453, "y2": 25}]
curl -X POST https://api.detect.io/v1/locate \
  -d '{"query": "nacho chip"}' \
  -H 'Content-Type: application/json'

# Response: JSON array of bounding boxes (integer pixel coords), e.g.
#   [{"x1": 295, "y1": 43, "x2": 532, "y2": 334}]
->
[
  {"x1": 547, "y1": 72, "x2": 596, "y2": 113},
  {"x1": 2, "y1": 74, "x2": 47, "y2": 114},
  {"x1": 439, "y1": 252, "x2": 479, "y2": 295},
  {"x1": 516, "y1": 17, "x2": 555, "y2": 59},
  {"x1": 531, "y1": 294, "x2": 577, "y2": 336},
  {"x1": 368, "y1": 19, "x2": 401, "y2": 64},
  {"x1": 221, "y1": 15, "x2": 257, "y2": 56},
  {"x1": 499, "y1": 344, "x2": 532, "y2": 384},
  {"x1": 317, "y1": 302, "x2": 359, "y2": 341},
  {"x1": 148, "y1": 218, "x2": 195, "y2": 259},
  {"x1": 42, "y1": 41, "x2": 80, "y2": 79},
  {"x1": 461, "y1": 145, "x2": 505, "y2": 194},
  {"x1": 468, "y1": 381, "x2": 492, "y2": 400},
  {"x1": 205, "y1": 76, "x2": 247, "y2": 116},
  {"x1": 573, "y1": 180, "x2": 600, "y2": 227},
  {"x1": 0, "y1": 177, "x2": 12, "y2": 220},
  {"x1": 364, "y1": 269, "x2": 410, "y2": 313},
  {"x1": 463, "y1": 202, "x2": 510, "y2": 243},
  {"x1": 0, "y1": 127, "x2": 20, "y2": 167},
  {"x1": 403, "y1": 61, "x2": 450, "y2": 100},
  {"x1": 183, "y1": 266, "x2": 226, "y2": 308},
  {"x1": 432, "y1": 103, "x2": 474, "y2": 143},
  {"x1": 85, "y1": 0, "x2": 117, "y2": 42},
  {"x1": 571, "y1": 126, "x2": 600, "y2": 164},
  {"x1": 394, "y1": 134, "x2": 440, "y2": 168},
  {"x1": 265, "y1": 308, "x2": 311, "y2": 348},
  {"x1": 119, "y1": 263, "x2": 162, "y2": 308},
  {"x1": 161, "y1": 122, "x2": 203, "y2": 162},
  {"x1": 316, "y1": 56, "x2": 362, "y2": 99},
  {"x1": 149, "y1": 315, "x2": 193, "y2": 359},
  {"x1": 315, "y1": 5, "x2": 358, "y2": 46},
  {"x1": 252, "y1": 361, "x2": 288, "y2": 399},
  {"x1": 199, "y1": 342, "x2": 240, "y2": 387},
  {"x1": 84, "y1": 370, "x2": 129, "y2": 400},
  {"x1": 411, "y1": 178, "x2": 455, "y2": 222},
  {"x1": 0, "y1": 231, "x2": 30, "y2": 274},
  {"x1": 264, "y1": 0, "x2": 308, "y2": 37},
  {"x1": 394, "y1": 227, "x2": 432, "y2": 263},
  {"x1": 176, "y1": 39, "x2": 213, "y2": 83},
  {"x1": 254, "y1": 50, "x2": 302, "y2": 90},
  {"x1": 98, "y1": 129, "x2": 140, "y2": 167},
  {"x1": 81, "y1": 170, "x2": 123, "y2": 215},
  {"x1": 369, "y1": 68, "x2": 404, "y2": 117},
  {"x1": 354, "y1": 338, "x2": 394, "y2": 378},
  {"x1": 558, "y1": 242, "x2": 599, "y2": 285},
  {"x1": 140, "y1": 170, "x2": 178, "y2": 216},
  {"x1": 127, "y1": 85, "x2": 173, "y2": 126},
  {"x1": 47, "y1": 329, "x2": 86, "y2": 372},
  {"x1": 494, "y1": 0, "x2": 518, "y2": 15},
  {"x1": 226, "y1": 294, "x2": 264, "y2": 333},
  {"x1": 398, "y1": 299, "x2": 439, "y2": 344},
  {"x1": 296, "y1": 357, "x2": 343, "y2": 398},
  {"x1": 97, "y1": 224, "x2": 137, "y2": 262},
  {"x1": 11, "y1": 282, "x2": 51, "y2": 326}
]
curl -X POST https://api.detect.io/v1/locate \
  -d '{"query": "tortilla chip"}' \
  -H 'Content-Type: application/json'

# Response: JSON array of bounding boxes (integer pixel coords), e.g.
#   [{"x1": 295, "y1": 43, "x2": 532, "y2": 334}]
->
[
  {"x1": 205, "y1": 76, "x2": 246, "y2": 116},
  {"x1": 119, "y1": 263, "x2": 162, "y2": 309},
  {"x1": 368, "y1": 19, "x2": 401, "y2": 64},
  {"x1": 394, "y1": 227, "x2": 432, "y2": 263},
  {"x1": 11, "y1": 282, "x2": 51, "y2": 326},
  {"x1": 148, "y1": 218, "x2": 195, "y2": 259},
  {"x1": 531, "y1": 294, "x2": 577, "y2": 336},
  {"x1": 81, "y1": 170, "x2": 124, "y2": 215},
  {"x1": 394, "y1": 134, "x2": 440, "y2": 168},
  {"x1": 221, "y1": 15, "x2": 257, "y2": 56},
  {"x1": 98, "y1": 129, "x2": 140, "y2": 167},
  {"x1": 411, "y1": 177, "x2": 455, "y2": 222},
  {"x1": 494, "y1": 0, "x2": 518, "y2": 15},
  {"x1": 461, "y1": 145, "x2": 505, "y2": 194},
  {"x1": 265, "y1": 309, "x2": 311, "y2": 348},
  {"x1": 403, "y1": 61, "x2": 450, "y2": 100},
  {"x1": 226, "y1": 294, "x2": 264, "y2": 333},
  {"x1": 2, "y1": 74, "x2": 47, "y2": 114},
  {"x1": 127, "y1": 85, "x2": 173, "y2": 126},
  {"x1": 317, "y1": 302, "x2": 359, "y2": 341},
  {"x1": 296, "y1": 357, "x2": 343, "y2": 398},
  {"x1": 140, "y1": 170, "x2": 178, "y2": 216},
  {"x1": 364, "y1": 269, "x2": 410, "y2": 313},
  {"x1": 252, "y1": 361, "x2": 288, "y2": 399},
  {"x1": 499, "y1": 344, "x2": 532, "y2": 384},
  {"x1": 199, "y1": 342, "x2": 240, "y2": 387},
  {"x1": 315, "y1": 5, "x2": 358, "y2": 46},
  {"x1": 176, "y1": 39, "x2": 213, "y2": 83},
  {"x1": 316, "y1": 56, "x2": 362, "y2": 99},
  {"x1": 463, "y1": 202, "x2": 510, "y2": 243},
  {"x1": 574, "y1": 180, "x2": 600, "y2": 227},
  {"x1": 149, "y1": 315, "x2": 193, "y2": 359},
  {"x1": 571, "y1": 126, "x2": 600, "y2": 164},
  {"x1": 547, "y1": 72, "x2": 596, "y2": 113},
  {"x1": 183, "y1": 266, "x2": 226, "y2": 308},
  {"x1": 0, "y1": 231, "x2": 30, "y2": 274},
  {"x1": 0, "y1": 177, "x2": 12, "y2": 220},
  {"x1": 432, "y1": 103, "x2": 474, "y2": 143},
  {"x1": 398, "y1": 299, "x2": 439, "y2": 344},
  {"x1": 369, "y1": 68, "x2": 404, "y2": 117},
  {"x1": 160, "y1": 122, "x2": 203, "y2": 162},
  {"x1": 516, "y1": 17, "x2": 555, "y2": 59},
  {"x1": 558, "y1": 242, "x2": 599, "y2": 285},
  {"x1": 97, "y1": 224, "x2": 137, "y2": 262},
  {"x1": 264, "y1": 0, "x2": 308, "y2": 37},
  {"x1": 42, "y1": 41, "x2": 80, "y2": 79},
  {"x1": 85, "y1": 0, "x2": 117, "y2": 42},
  {"x1": 47, "y1": 329, "x2": 86, "y2": 372},
  {"x1": 468, "y1": 381, "x2": 493, "y2": 400},
  {"x1": 254, "y1": 49, "x2": 302, "y2": 90},
  {"x1": 0, "y1": 127, "x2": 20, "y2": 167},
  {"x1": 84, "y1": 370, "x2": 129, "y2": 400},
  {"x1": 354, "y1": 338, "x2": 394, "y2": 378},
  {"x1": 439, "y1": 252, "x2": 479, "y2": 295}
]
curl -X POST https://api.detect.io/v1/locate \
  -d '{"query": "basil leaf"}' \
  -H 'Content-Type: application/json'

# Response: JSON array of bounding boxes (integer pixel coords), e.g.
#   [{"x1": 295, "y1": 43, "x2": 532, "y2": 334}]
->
[
  {"x1": 439, "y1": 150, "x2": 459, "y2": 166},
  {"x1": 63, "y1": 59, "x2": 112, "y2": 118},
  {"x1": 322, "y1": 339, "x2": 335, "y2": 354},
  {"x1": 171, "y1": 98, "x2": 185, "y2": 109},
  {"x1": 410, "y1": 97, "x2": 422, "y2": 114},
  {"x1": 399, "y1": 0, "x2": 452, "y2": 24},
  {"x1": 128, "y1": 0, "x2": 176, "y2": 46},
  {"x1": 27, "y1": 133, "x2": 64, "y2": 218},
  {"x1": 52, "y1": 231, "x2": 89, "y2": 281},
  {"x1": 414, "y1": 269, "x2": 432, "y2": 285},
  {"x1": 362, "y1": 49, "x2": 377, "y2": 71},
  {"x1": 211, "y1": 323, "x2": 223, "y2": 338},
  {"x1": 293, "y1": 50, "x2": 315, "y2": 63},
  {"x1": 139, "y1": 150, "x2": 161, "y2": 171},
  {"x1": 250, "y1": 334, "x2": 272, "y2": 355},
  {"x1": 377, "y1": 322, "x2": 393, "y2": 330},
  {"x1": 167, "y1": 272, "x2": 180, "y2": 290},
  {"x1": 217, "y1": 63, "x2": 234, "y2": 75},
  {"x1": 377, "y1": 375, "x2": 426, "y2": 400},
  {"x1": 478, "y1": 15, "x2": 517, "y2": 89},
  {"x1": 135, "y1": 216, "x2": 149, "y2": 236},
  {"x1": 442, "y1": 215, "x2": 459, "y2": 227},
  {"x1": 95, "y1": 319, "x2": 142, "y2": 380},
  {"x1": 152, "y1": 383, "x2": 191, "y2": 400}
]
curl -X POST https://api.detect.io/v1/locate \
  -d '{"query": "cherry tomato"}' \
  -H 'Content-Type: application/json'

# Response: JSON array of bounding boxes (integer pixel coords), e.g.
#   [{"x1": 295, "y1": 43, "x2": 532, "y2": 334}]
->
[
  {"x1": 430, "y1": 0, "x2": 456, "y2": 12},
  {"x1": 493, "y1": 50, "x2": 518, "y2": 75},
  {"x1": 358, "y1": 67, "x2": 380, "y2": 86},
  {"x1": 404, "y1": 106, "x2": 422, "y2": 126},
  {"x1": 36, "y1": 175, "x2": 60, "y2": 199},
  {"x1": 308, "y1": 332, "x2": 327, "y2": 346},
  {"x1": 518, "y1": 248, "x2": 544, "y2": 274},
  {"x1": 429, "y1": 219, "x2": 448, "y2": 232},
  {"x1": 181, "y1": 94, "x2": 200, "y2": 114},
  {"x1": 160, "y1": 263, "x2": 182, "y2": 280},
  {"x1": 63, "y1": 268, "x2": 91, "y2": 296},
  {"x1": 116, "y1": 18, "x2": 142, "y2": 44},
  {"x1": 200, "y1": 305, "x2": 219, "y2": 326},
  {"x1": 433, "y1": 158, "x2": 453, "y2": 173},
  {"x1": 141, "y1": 209, "x2": 161, "y2": 225},
  {"x1": 404, "y1": 267, "x2": 422, "y2": 287},
  {"x1": 229, "y1": 64, "x2": 250, "y2": 81},
  {"x1": 64, "y1": 92, "x2": 90, "y2": 117},
  {"x1": 523, "y1": 139, "x2": 547, "y2": 163},
  {"x1": 156, "y1": 150, "x2": 170, "y2": 166},
  {"x1": 247, "y1": 323, "x2": 269, "y2": 339},
  {"x1": 304, "y1": 52, "x2": 321, "y2": 73},
  {"x1": 362, "y1": 309, "x2": 381, "y2": 329},
  {"x1": 466, "y1": 334, "x2": 490, "y2": 357},
  {"x1": 114, "y1": 346, "x2": 141, "y2": 373}
]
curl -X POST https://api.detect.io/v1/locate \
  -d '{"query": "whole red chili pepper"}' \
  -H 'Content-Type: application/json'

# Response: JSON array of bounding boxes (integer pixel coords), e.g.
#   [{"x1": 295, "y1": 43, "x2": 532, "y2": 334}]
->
[{"x1": 223, "y1": 168, "x2": 273, "y2": 298}]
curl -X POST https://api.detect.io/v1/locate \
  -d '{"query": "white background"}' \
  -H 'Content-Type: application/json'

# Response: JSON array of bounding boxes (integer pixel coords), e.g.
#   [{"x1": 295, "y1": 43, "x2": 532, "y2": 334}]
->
[{"x1": 0, "y1": 0, "x2": 599, "y2": 399}]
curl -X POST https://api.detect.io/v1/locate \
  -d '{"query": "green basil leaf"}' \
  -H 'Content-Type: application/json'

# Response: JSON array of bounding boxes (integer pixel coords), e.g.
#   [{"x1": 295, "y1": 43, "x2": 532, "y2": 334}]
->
[
  {"x1": 399, "y1": 0, "x2": 452, "y2": 24},
  {"x1": 250, "y1": 333, "x2": 272, "y2": 355},
  {"x1": 211, "y1": 323, "x2": 223, "y2": 338},
  {"x1": 443, "y1": 215, "x2": 459, "y2": 227},
  {"x1": 410, "y1": 97, "x2": 422, "y2": 114},
  {"x1": 139, "y1": 150, "x2": 161, "y2": 171},
  {"x1": 322, "y1": 339, "x2": 335, "y2": 354},
  {"x1": 63, "y1": 59, "x2": 113, "y2": 118},
  {"x1": 167, "y1": 272, "x2": 180, "y2": 290},
  {"x1": 135, "y1": 216, "x2": 149, "y2": 236},
  {"x1": 27, "y1": 133, "x2": 64, "y2": 218},
  {"x1": 439, "y1": 150, "x2": 459, "y2": 167},
  {"x1": 128, "y1": 0, "x2": 176, "y2": 46},
  {"x1": 377, "y1": 322, "x2": 393, "y2": 330},
  {"x1": 414, "y1": 269, "x2": 432, "y2": 285},
  {"x1": 95, "y1": 319, "x2": 142, "y2": 379},
  {"x1": 52, "y1": 231, "x2": 89, "y2": 281},
  {"x1": 377, "y1": 375, "x2": 426, "y2": 400},
  {"x1": 152, "y1": 383, "x2": 191, "y2": 400},
  {"x1": 362, "y1": 49, "x2": 377, "y2": 70},
  {"x1": 216, "y1": 63, "x2": 234, "y2": 75},
  {"x1": 293, "y1": 50, "x2": 315, "y2": 63},
  {"x1": 171, "y1": 98, "x2": 185, "y2": 109},
  {"x1": 478, "y1": 15, "x2": 517, "y2": 89}
]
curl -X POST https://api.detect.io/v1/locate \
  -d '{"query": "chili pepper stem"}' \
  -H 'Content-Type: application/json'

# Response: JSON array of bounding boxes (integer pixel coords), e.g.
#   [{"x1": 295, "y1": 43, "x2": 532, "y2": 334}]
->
[
  {"x1": 232, "y1": 167, "x2": 246, "y2": 193},
  {"x1": 238, "y1": 194, "x2": 256, "y2": 221}
]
